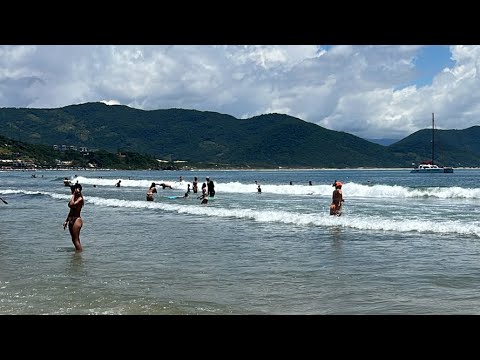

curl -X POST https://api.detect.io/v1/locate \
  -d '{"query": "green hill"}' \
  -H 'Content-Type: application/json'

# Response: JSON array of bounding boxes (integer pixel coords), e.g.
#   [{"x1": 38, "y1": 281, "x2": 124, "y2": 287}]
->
[{"x1": 0, "y1": 102, "x2": 479, "y2": 168}]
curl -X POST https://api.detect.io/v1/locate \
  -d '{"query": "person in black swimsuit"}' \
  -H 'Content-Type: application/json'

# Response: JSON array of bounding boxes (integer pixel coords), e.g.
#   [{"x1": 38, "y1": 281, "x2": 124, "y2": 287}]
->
[
  {"x1": 206, "y1": 177, "x2": 215, "y2": 197},
  {"x1": 63, "y1": 183, "x2": 85, "y2": 251},
  {"x1": 192, "y1": 177, "x2": 198, "y2": 194}
]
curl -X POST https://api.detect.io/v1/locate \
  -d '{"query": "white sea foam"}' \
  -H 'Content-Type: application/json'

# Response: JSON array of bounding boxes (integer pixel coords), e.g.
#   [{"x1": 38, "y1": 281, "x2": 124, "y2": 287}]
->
[
  {"x1": 9, "y1": 189, "x2": 474, "y2": 238},
  {"x1": 61, "y1": 177, "x2": 480, "y2": 199}
]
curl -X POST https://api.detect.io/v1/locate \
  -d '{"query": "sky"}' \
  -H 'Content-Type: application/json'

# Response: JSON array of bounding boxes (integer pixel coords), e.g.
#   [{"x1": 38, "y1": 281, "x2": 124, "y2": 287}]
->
[{"x1": 1, "y1": 45, "x2": 477, "y2": 140}]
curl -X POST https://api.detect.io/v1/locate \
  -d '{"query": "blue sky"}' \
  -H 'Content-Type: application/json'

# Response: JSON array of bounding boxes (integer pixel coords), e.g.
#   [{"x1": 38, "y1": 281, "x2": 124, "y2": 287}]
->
[
  {"x1": 0, "y1": 45, "x2": 476, "y2": 139},
  {"x1": 413, "y1": 45, "x2": 455, "y2": 88}
]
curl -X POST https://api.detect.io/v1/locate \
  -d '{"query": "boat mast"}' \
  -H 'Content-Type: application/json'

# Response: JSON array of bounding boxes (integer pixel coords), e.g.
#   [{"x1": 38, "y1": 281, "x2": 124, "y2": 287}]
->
[{"x1": 431, "y1": 112, "x2": 435, "y2": 166}]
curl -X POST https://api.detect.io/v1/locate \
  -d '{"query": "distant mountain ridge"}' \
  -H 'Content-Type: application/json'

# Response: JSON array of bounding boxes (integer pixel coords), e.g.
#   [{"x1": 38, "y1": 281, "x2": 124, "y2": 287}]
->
[
  {"x1": 366, "y1": 138, "x2": 400, "y2": 146},
  {"x1": 0, "y1": 102, "x2": 479, "y2": 168}
]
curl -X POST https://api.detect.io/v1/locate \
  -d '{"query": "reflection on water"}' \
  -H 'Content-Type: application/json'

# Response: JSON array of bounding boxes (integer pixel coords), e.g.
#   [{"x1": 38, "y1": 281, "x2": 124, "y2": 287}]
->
[
  {"x1": 329, "y1": 227, "x2": 344, "y2": 252},
  {"x1": 69, "y1": 252, "x2": 84, "y2": 272}
]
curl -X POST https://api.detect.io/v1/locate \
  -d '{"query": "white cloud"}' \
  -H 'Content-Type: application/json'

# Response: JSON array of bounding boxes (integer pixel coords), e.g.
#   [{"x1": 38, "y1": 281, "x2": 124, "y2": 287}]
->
[
  {"x1": 1, "y1": 45, "x2": 480, "y2": 139},
  {"x1": 100, "y1": 100, "x2": 121, "y2": 106}
]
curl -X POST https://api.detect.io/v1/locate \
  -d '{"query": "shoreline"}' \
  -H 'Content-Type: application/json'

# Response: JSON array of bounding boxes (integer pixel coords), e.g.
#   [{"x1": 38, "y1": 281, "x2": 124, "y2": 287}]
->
[{"x1": 2, "y1": 167, "x2": 479, "y2": 172}]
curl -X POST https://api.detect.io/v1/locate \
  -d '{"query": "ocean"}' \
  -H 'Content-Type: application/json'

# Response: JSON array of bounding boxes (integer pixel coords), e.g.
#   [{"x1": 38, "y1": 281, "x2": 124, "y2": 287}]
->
[{"x1": 1, "y1": 168, "x2": 479, "y2": 315}]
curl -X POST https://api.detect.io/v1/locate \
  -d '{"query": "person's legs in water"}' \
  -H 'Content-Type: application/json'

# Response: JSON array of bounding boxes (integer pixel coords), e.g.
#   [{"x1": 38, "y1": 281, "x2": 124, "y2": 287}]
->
[{"x1": 69, "y1": 217, "x2": 83, "y2": 251}]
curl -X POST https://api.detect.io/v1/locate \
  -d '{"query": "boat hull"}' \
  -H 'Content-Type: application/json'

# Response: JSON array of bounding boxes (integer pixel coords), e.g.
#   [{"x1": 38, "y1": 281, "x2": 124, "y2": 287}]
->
[{"x1": 410, "y1": 167, "x2": 453, "y2": 173}]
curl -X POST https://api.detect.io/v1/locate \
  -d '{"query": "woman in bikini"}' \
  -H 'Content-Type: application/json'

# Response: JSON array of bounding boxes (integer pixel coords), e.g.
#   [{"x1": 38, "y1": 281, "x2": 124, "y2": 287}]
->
[
  {"x1": 146, "y1": 182, "x2": 157, "y2": 201},
  {"x1": 63, "y1": 183, "x2": 84, "y2": 251},
  {"x1": 330, "y1": 181, "x2": 344, "y2": 216},
  {"x1": 197, "y1": 183, "x2": 209, "y2": 204}
]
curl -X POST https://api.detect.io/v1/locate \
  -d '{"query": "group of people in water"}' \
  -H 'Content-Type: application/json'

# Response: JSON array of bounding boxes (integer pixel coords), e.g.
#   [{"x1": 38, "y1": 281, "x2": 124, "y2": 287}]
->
[
  {"x1": 61, "y1": 175, "x2": 217, "y2": 252},
  {"x1": 108, "y1": 176, "x2": 216, "y2": 203},
  {"x1": 146, "y1": 177, "x2": 342, "y2": 214},
  {"x1": 61, "y1": 175, "x2": 343, "y2": 252},
  {"x1": 144, "y1": 176, "x2": 215, "y2": 204}
]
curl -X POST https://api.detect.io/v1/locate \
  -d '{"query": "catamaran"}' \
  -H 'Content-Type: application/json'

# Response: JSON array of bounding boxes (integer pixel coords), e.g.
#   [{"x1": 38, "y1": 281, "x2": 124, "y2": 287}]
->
[{"x1": 411, "y1": 113, "x2": 454, "y2": 173}]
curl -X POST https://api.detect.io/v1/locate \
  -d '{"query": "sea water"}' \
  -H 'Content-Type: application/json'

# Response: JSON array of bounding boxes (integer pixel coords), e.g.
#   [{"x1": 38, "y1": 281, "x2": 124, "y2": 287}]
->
[{"x1": 1, "y1": 168, "x2": 480, "y2": 314}]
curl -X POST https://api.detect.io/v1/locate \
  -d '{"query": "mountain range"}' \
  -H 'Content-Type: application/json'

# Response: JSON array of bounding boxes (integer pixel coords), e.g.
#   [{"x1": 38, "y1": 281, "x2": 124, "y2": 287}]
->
[{"x1": 1, "y1": 102, "x2": 480, "y2": 168}]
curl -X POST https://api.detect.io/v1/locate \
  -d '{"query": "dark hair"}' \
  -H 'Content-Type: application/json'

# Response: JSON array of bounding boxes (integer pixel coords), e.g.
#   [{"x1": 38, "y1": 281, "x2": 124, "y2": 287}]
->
[{"x1": 74, "y1": 183, "x2": 82, "y2": 191}]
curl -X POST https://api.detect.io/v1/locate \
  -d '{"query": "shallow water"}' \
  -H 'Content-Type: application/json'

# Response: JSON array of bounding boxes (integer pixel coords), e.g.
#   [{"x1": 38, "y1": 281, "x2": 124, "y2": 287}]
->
[{"x1": 1, "y1": 168, "x2": 480, "y2": 314}]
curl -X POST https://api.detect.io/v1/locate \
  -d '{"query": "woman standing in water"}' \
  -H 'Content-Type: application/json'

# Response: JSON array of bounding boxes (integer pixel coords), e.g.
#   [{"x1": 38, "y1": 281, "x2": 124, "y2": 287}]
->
[
  {"x1": 146, "y1": 182, "x2": 157, "y2": 201},
  {"x1": 192, "y1": 177, "x2": 198, "y2": 194},
  {"x1": 330, "y1": 181, "x2": 344, "y2": 216},
  {"x1": 63, "y1": 183, "x2": 84, "y2": 251}
]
